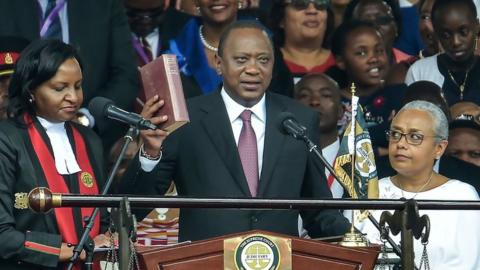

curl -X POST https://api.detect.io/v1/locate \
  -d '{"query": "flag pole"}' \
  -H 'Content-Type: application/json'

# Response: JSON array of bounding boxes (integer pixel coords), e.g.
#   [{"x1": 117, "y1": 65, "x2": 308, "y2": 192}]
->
[
  {"x1": 350, "y1": 83, "x2": 356, "y2": 233},
  {"x1": 339, "y1": 82, "x2": 369, "y2": 247}
]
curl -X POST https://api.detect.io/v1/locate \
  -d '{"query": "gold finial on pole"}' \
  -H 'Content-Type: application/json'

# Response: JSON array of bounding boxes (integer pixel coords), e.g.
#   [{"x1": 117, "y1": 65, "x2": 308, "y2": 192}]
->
[{"x1": 350, "y1": 82, "x2": 356, "y2": 96}]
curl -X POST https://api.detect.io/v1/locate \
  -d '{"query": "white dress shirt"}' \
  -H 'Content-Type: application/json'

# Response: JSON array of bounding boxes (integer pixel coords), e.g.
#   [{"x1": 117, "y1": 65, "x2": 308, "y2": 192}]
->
[
  {"x1": 322, "y1": 138, "x2": 344, "y2": 198},
  {"x1": 221, "y1": 88, "x2": 266, "y2": 176}
]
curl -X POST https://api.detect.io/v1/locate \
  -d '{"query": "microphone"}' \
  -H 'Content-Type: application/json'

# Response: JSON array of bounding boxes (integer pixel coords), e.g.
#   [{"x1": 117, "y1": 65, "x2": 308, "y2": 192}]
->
[
  {"x1": 277, "y1": 112, "x2": 307, "y2": 139},
  {"x1": 88, "y1": 97, "x2": 157, "y2": 130}
]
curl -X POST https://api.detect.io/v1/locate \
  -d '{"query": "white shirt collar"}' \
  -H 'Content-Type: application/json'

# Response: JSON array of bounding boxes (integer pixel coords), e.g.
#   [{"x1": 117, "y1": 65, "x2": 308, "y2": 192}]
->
[
  {"x1": 220, "y1": 87, "x2": 266, "y2": 123},
  {"x1": 36, "y1": 116, "x2": 81, "y2": 175},
  {"x1": 37, "y1": 116, "x2": 65, "y2": 132}
]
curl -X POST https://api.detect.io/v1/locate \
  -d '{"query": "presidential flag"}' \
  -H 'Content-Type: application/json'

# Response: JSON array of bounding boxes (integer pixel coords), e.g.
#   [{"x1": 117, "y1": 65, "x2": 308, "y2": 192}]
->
[{"x1": 333, "y1": 97, "x2": 379, "y2": 200}]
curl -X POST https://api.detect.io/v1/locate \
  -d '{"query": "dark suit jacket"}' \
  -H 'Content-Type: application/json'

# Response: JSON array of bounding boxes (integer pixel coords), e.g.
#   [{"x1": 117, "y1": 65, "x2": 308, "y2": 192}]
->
[
  {"x1": 123, "y1": 91, "x2": 350, "y2": 242},
  {"x1": 376, "y1": 155, "x2": 480, "y2": 194},
  {"x1": 0, "y1": 0, "x2": 139, "y2": 149},
  {"x1": 0, "y1": 119, "x2": 107, "y2": 270}
]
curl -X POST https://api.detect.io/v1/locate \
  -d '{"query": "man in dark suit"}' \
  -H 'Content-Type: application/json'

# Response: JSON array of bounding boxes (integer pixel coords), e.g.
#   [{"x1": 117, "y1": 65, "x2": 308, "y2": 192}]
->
[
  {"x1": 0, "y1": 0, "x2": 139, "y2": 150},
  {"x1": 124, "y1": 21, "x2": 350, "y2": 242}
]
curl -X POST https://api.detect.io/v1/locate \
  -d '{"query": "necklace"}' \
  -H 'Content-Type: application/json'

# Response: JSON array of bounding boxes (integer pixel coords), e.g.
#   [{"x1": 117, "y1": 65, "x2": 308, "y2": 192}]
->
[
  {"x1": 199, "y1": 25, "x2": 218, "y2": 53},
  {"x1": 393, "y1": 172, "x2": 434, "y2": 199},
  {"x1": 447, "y1": 68, "x2": 470, "y2": 100},
  {"x1": 419, "y1": 49, "x2": 425, "y2": 59}
]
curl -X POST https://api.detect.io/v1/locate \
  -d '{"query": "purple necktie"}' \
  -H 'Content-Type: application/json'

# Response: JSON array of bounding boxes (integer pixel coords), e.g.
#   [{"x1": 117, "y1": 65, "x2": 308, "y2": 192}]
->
[
  {"x1": 238, "y1": 110, "x2": 259, "y2": 197},
  {"x1": 43, "y1": 0, "x2": 62, "y2": 40},
  {"x1": 140, "y1": 37, "x2": 154, "y2": 63}
]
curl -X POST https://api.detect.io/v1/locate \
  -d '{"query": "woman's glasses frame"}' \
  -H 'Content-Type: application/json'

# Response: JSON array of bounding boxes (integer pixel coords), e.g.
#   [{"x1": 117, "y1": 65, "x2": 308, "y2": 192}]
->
[
  {"x1": 284, "y1": 0, "x2": 330, "y2": 11},
  {"x1": 386, "y1": 130, "x2": 443, "y2": 145}
]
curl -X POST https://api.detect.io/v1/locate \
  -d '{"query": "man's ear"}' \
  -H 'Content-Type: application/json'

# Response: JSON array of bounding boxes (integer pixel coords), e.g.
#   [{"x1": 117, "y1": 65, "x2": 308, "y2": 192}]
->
[{"x1": 215, "y1": 54, "x2": 222, "y2": 75}]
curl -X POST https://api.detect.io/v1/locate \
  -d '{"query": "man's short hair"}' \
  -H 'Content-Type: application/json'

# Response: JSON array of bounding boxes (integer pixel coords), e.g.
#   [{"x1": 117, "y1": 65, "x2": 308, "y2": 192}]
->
[{"x1": 217, "y1": 20, "x2": 273, "y2": 57}]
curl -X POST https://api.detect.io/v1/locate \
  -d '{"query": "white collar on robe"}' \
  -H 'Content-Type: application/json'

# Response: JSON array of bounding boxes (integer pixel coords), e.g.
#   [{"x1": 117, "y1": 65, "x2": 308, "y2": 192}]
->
[{"x1": 36, "y1": 116, "x2": 81, "y2": 175}]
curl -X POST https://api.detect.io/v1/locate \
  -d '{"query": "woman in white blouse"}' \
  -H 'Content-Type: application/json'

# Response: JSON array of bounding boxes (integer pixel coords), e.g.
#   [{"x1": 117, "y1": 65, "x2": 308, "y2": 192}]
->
[{"x1": 358, "y1": 100, "x2": 480, "y2": 270}]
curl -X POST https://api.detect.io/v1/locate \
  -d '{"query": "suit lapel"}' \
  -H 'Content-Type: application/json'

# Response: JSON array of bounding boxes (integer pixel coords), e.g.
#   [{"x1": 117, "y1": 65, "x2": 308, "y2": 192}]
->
[
  {"x1": 200, "y1": 93, "x2": 252, "y2": 196},
  {"x1": 257, "y1": 93, "x2": 287, "y2": 196}
]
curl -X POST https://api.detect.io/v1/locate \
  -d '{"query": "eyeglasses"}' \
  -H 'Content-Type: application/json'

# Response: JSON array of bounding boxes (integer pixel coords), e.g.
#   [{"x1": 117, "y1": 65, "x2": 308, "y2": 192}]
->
[
  {"x1": 284, "y1": 0, "x2": 330, "y2": 11},
  {"x1": 386, "y1": 130, "x2": 442, "y2": 145}
]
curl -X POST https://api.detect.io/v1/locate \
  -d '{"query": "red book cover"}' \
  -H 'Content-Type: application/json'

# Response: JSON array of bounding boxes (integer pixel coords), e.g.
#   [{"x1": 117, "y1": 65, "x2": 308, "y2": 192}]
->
[{"x1": 139, "y1": 54, "x2": 189, "y2": 132}]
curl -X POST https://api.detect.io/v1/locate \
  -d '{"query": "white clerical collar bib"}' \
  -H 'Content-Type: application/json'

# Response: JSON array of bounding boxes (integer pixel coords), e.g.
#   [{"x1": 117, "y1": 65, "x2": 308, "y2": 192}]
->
[{"x1": 36, "y1": 116, "x2": 81, "y2": 175}]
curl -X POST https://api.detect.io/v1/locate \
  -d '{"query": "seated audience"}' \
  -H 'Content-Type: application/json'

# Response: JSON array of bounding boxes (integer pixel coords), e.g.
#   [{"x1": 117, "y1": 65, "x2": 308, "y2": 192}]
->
[
  {"x1": 167, "y1": 0, "x2": 292, "y2": 98},
  {"x1": 396, "y1": 0, "x2": 424, "y2": 56},
  {"x1": 386, "y1": 0, "x2": 441, "y2": 85},
  {"x1": 344, "y1": 0, "x2": 412, "y2": 64},
  {"x1": 446, "y1": 102, "x2": 480, "y2": 167},
  {"x1": 330, "y1": 20, "x2": 404, "y2": 149},
  {"x1": 359, "y1": 100, "x2": 480, "y2": 270},
  {"x1": 166, "y1": 0, "x2": 238, "y2": 98},
  {"x1": 331, "y1": 0, "x2": 350, "y2": 28},
  {"x1": 269, "y1": 0, "x2": 336, "y2": 83},
  {"x1": 124, "y1": 0, "x2": 170, "y2": 67},
  {"x1": 416, "y1": 0, "x2": 440, "y2": 59},
  {"x1": 405, "y1": 0, "x2": 480, "y2": 106}
]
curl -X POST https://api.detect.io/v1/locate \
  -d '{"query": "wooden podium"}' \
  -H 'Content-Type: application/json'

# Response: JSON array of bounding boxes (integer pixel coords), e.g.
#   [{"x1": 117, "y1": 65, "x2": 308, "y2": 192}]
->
[{"x1": 137, "y1": 230, "x2": 379, "y2": 269}]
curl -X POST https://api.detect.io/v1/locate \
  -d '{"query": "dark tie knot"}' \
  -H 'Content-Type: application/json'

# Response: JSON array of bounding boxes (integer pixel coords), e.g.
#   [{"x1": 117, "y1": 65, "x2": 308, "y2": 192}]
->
[
  {"x1": 240, "y1": 110, "x2": 252, "y2": 122},
  {"x1": 140, "y1": 37, "x2": 150, "y2": 48}
]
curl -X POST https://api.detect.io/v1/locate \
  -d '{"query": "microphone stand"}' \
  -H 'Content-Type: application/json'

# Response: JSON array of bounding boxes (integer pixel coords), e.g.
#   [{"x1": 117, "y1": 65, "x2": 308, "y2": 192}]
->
[
  {"x1": 67, "y1": 126, "x2": 139, "y2": 270},
  {"x1": 296, "y1": 132, "x2": 402, "y2": 258}
]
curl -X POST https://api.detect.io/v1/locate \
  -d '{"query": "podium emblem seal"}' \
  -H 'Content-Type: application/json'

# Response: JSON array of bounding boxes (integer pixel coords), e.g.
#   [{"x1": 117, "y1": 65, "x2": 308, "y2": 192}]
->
[
  {"x1": 234, "y1": 235, "x2": 280, "y2": 270},
  {"x1": 224, "y1": 233, "x2": 291, "y2": 270}
]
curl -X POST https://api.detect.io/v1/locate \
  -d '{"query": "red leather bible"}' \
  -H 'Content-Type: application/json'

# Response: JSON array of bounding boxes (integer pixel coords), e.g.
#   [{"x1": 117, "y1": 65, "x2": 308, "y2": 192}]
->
[{"x1": 139, "y1": 54, "x2": 189, "y2": 132}]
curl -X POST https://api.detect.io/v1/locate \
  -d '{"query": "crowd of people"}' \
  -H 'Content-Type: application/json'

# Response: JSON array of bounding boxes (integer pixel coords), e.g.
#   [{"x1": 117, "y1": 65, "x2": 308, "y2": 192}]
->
[{"x1": 0, "y1": 0, "x2": 480, "y2": 269}]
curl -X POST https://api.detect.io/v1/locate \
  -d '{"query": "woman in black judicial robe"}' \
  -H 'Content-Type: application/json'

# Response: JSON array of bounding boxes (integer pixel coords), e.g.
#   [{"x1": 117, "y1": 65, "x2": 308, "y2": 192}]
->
[
  {"x1": 0, "y1": 39, "x2": 110, "y2": 270},
  {"x1": 0, "y1": 39, "x2": 139, "y2": 269}
]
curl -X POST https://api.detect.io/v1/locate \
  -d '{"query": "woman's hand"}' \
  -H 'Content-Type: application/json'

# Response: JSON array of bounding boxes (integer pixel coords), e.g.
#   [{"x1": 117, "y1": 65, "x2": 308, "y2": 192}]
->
[
  {"x1": 59, "y1": 243, "x2": 86, "y2": 262},
  {"x1": 93, "y1": 233, "x2": 112, "y2": 248},
  {"x1": 140, "y1": 95, "x2": 169, "y2": 157}
]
